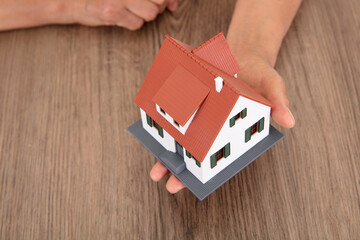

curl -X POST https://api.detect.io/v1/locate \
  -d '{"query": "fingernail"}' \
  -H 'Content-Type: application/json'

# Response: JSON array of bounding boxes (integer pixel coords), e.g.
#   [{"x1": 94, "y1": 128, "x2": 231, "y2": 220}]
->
[
  {"x1": 287, "y1": 107, "x2": 295, "y2": 126},
  {"x1": 175, "y1": 184, "x2": 185, "y2": 193},
  {"x1": 150, "y1": 173, "x2": 155, "y2": 180},
  {"x1": 150, "y1": 171, "x2": 158, "y2": 181}
]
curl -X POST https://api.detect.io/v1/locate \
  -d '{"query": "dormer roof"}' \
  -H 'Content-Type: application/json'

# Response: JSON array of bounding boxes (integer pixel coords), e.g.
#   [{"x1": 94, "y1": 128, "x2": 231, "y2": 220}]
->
[{"x1": 152, "y1": 65, "x2": 210, "y2": 126}]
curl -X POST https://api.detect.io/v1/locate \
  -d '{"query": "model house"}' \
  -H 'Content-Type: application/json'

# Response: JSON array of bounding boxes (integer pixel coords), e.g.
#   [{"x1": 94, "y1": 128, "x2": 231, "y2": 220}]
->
[{"x1": 134, "y1": 33, "x2": 274, "y2": 184}]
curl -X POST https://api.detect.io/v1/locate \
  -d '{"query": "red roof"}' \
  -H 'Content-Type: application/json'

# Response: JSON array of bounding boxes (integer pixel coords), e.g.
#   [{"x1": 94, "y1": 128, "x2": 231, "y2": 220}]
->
[
  {"x1": 134, "y1": 33, "x2": 271, "y2": 162},
  {"x1": 152, "y1": 65, "x2": 210, "y2": 126},
  {"x1": 173, "y1": 39, "x2": 194, "y2": 51},
  {"x1": 192, "y1": 32, "x2": 241, "y2": 76},
  {"x1": 196, "y1": 57, "x2": 272, "y2": 107}
]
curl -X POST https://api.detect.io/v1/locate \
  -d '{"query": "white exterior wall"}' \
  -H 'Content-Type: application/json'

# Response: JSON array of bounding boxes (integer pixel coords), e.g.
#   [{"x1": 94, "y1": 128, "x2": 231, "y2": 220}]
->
[
  {"x1": 183, "y1": 148, "x2": 204, "y2": 180},
  {"x1": 140, "y1": 108, "x2": 176, "y2": 152},
  {"x1": 197, "y1": 96, "x2": 271, "y2": 183},
  {"x1": 140, "y1": 97, "x2": 270, "y2": 184}
]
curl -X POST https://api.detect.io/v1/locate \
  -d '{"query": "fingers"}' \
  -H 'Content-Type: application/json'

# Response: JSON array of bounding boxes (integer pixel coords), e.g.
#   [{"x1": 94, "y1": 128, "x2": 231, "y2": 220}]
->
[
  {"x1": 166, "y1": 0, "x2": 178, "y2": 12},
  {"x1": 166, "y1": 175, "x2": 186, "y2": 194},
  {"x1": 262, "y1": 76, "x2": 295, "y2": 128},
  {"x1": 150, "y1": 161, "x2": 170, "y2": 181},
  {"x1": 150, "y1": 161, "x2": 185, "y2": 194},
  {"x1": 149, "y1": 0, "x2": 167, "y2": 13},
  {"x1": 150, "y1": 0, "x2": 178, "y2": 12},
  {"x1": 126, "y1": 0, "x2": 160, "y2": 22},
  {"x1": 82, "y1": 0, "x2": 177, "y2": 30},
  {"x1": 116, "y1": 9, "x2": 144, "y2": 30},
  {"x1": 271, "y1": 103, "x2": 295, "y2": 128},
  {"x1": 86, "y1": 3, "x2": 145, "y2": 30}
]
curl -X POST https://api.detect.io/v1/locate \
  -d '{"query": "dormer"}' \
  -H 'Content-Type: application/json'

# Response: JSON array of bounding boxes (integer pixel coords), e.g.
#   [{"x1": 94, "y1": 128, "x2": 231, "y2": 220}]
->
[
  {"x1": 152, "y1": 65, "x2": 209, "y2": 135},
  {"x1": 155, "y1": 104, "x2": 198, "y2": 134}
]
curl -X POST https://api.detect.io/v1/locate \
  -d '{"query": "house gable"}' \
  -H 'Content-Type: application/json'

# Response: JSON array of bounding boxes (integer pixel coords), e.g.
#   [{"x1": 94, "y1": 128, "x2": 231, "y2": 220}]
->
[{"x1": 198, "y1": 96, "x2": 271, "y2": 183}]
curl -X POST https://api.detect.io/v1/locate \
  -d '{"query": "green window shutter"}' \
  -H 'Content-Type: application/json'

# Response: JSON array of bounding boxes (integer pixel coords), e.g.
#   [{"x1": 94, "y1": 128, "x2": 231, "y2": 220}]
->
[
  {"x1": 245, "y1": 127, "x2": 251, "y2": 143},
  {"x1": 241, "y1": 108, "x2": 247, "y2": 119},
  {"x1": 224, "y1": 143, "x2": 230, "y2": 158},
  {"x1": 210, "y1": 154, "x2": 217, "y2": 168},
  {"x1": 146, "y1": 114, "x2": 153, "y2": 127},
  {"x1": 258, "y1": 117, "x2": 264, "y2": 132},
  {"x1": 195, "y1": 159, "x2": 201, "y2": 167},
  {"x1": 185, "y1": 150, "x2": 191, "y2": 158},
  {"x1": 230, "y1": 117, "x2": 235, "y2": 127},
  {"x1": 158, "y1": 125, "x2": 164, "y2": 138}
]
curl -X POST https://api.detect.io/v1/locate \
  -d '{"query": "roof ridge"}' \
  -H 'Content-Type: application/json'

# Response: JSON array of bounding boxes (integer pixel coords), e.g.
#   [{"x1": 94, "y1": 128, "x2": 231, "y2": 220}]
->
[
  {"x1": 191, "y1": 32, "x2": 224, "y2": 53},
  {"x1": 164, "y1": 35, "x2": 217, "y2": 78}
]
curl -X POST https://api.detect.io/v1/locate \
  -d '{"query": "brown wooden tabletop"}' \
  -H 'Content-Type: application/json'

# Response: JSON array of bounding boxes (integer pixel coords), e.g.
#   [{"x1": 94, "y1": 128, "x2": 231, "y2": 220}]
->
[{"x1": 0, "y1": 0, "x2": 359, "y2": 239}]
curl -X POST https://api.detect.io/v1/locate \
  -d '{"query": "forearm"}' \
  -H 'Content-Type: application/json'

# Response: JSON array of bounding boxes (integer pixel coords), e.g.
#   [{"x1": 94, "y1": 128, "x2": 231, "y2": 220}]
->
[
  {"x1": 227, "y1": 0, "x2": 302, "y2": 67},
  {"x1": 0, "y1": 0, "x2": 75, "y2": 31}
]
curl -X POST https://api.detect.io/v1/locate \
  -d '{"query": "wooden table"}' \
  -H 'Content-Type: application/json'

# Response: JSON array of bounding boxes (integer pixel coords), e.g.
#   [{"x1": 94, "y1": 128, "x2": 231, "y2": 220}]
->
[{"x1": 1, "y1": 0, "x2": 359, "y2": 239}]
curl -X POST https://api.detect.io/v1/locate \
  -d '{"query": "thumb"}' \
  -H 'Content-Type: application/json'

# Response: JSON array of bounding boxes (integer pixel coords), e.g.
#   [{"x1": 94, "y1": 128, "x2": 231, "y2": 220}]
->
[{"x1": 263, "y1": 76, "x2": 295, "y2": 128}]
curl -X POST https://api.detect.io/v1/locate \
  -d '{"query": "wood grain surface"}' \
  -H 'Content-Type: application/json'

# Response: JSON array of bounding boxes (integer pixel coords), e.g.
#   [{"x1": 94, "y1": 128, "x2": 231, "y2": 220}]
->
[{"x1": 0, "y1": 0, "x2": 359, "y2": 239}]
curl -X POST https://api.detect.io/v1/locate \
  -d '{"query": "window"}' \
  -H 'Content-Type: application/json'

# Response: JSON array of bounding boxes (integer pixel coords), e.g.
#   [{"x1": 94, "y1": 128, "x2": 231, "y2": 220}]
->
[
  {"x1": 216, "y1": 148, "x2": 224, "y2": 160},
  {"x1": 157, "y1": 106, "x2": 181, "y2": 129},
  {"x1": 185, "y1": 150, "x2": 191, "y2": 158},
  {"x1": 195, "y1": 159, "x2": 201, "y2": 167},
  {"x1": 185, "y1": 150, "x2": 201, "y2": 168},
  {"x1": 146, "y1": 114, "x2": 153, "y2": 127},
  {"x1": 210, "y1": 143, "x2": 230, "y2": 168},
  {"x1": 258, "y1": 117, "x2": 265, "y2": 132},
  {"x1": 241, "y1": 108, "x2": 247, "y2": 119},
  {"x1": 153, "y1": 121, "x2": 160, "y2": 130},
  {"x1": 251, "y1": 122, "x2": 259, "y2": 135},
  {"x1": 146, "y1": 114, "x2": 164, "y2": 138},
  {"x1": 153, "y1": 121, "x2": 164, "y2": 138},
  {"x1": 230, "y1": 108, "x2": 247, "y2": 127},
  {"x1": 245, "y1": 117, "x2": 265, "y2": 143},
  {"x1": 174, "y1": 120, "x2": 180, "y2": 127}
]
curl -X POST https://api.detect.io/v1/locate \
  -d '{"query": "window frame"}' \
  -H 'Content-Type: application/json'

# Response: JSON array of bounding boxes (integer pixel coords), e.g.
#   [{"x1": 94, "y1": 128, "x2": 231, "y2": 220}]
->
[
  {"x1": 210, "y1": 143, "x2": 230, "y2": 168},
  {"x1": 245, "y1": 117, "x2": 265, "y2": 143},
  {"x1": 185, "y1": 149, "x2": 201, "y2": 168},
  {"x1": 230, "y1": 108, "x2": 247, "y2": 127},
  {"x1": 145, "y1": 114, "x2": 164, "y2": 138}
]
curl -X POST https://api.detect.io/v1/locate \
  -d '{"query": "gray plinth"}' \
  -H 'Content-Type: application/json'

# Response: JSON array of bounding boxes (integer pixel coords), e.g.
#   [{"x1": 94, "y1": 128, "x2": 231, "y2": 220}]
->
[
  {"x1": 128, "y1": 120, "x2": 284, "y2": 201},
  {"x1": 159, "y1": 151, "x2": 186, "y2": 174}
]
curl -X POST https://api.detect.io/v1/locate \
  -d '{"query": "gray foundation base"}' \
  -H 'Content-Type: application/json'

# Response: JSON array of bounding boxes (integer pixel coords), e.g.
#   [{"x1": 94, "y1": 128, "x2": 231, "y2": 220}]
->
[{"x1": 128, "y1": 120, "x2": 284, "y2": 201}]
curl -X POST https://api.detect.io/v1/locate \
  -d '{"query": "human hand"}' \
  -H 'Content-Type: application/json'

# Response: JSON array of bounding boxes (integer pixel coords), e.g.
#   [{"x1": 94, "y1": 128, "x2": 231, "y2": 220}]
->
[
  {"x1": 73, "y1": 0, "x2": 178, "y2": 30},
  {"x1": 229, "y1": 54, "x2": 295, "y2": 129},
  {"x1": 149, "y1": 48, "x2": 295, "y2": 195},
  {"x1": 149, "y1": 0, "x2": 299, "y2": 195}
]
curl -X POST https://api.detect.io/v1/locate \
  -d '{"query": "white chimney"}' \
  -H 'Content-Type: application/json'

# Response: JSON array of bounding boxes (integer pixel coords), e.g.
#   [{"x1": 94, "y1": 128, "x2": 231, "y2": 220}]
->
[{"x1": 215, "y1": 76, "x2": 223, "y2": 92}]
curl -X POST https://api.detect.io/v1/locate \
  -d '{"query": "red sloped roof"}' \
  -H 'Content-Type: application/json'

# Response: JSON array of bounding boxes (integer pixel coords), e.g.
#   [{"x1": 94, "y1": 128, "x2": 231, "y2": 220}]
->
[
  {"x1": 192, "y1": 32, "x2": 241, "y2": 76},
  {"x1": 152, "y1": 65, "x2": 210, "y2": 126},
  {"x1": 195, "y1": 57, "x2": 273, "y2": 107},
  {"x1": 173, "y1": 39, "x2": 194, "y2": 51},
  {"x1": 134, "y1": 34, "x2": 271, "y2": 162}
]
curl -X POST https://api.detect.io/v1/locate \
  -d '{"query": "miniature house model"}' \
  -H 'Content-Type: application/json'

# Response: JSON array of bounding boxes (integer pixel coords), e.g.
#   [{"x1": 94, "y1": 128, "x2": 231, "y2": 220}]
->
[{"x1": 134, "y1": 33, "x2": 274, "y2": 184}]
